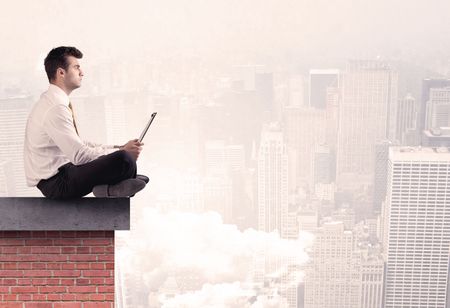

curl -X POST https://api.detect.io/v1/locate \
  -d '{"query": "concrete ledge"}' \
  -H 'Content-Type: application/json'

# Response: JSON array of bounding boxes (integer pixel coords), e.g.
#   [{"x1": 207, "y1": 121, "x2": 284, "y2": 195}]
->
[{"x1": 0, "y1": 197, "x2": 130, "y2": 231}]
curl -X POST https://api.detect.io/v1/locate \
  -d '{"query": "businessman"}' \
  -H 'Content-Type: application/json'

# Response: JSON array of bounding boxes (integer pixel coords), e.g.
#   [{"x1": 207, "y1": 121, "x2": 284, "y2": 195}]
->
[{"x1": 24, "y1": 46, "x2": 148, "y2": 199}]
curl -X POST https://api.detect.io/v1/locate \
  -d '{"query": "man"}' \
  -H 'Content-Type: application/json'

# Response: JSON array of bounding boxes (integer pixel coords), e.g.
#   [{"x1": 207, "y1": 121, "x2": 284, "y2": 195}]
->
[{"x1": 24, "y1": 46, "x2": 148, "y2": 199}]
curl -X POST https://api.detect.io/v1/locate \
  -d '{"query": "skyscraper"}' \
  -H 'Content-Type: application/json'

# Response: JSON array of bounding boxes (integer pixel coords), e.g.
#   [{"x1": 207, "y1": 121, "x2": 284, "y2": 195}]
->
[
  {"x1": 383, "y1": 147, "x2": 450, "y2": 308},
  {"x1": 396, "y1": 94, "x2": 417, "y2": 145},
  {"x1": 309, "y1": 69, "x2": 339, "y2": 109},
  {"x1": 336, "y1": 60, "x2": 398, "y2": 189},
  {"x1": 257, "y1": 124, "x2": 288, "y2": 237},
  {"x1": 425, "y1": 87, "x2": 450, "y2": 130},
  {"x1": 419, "y1": 78, "x2": 450, "y2": 133}
]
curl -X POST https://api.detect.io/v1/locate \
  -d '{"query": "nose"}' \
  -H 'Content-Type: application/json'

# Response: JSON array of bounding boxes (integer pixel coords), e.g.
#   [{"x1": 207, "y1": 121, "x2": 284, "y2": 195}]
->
[{"x1": 80, "y1": 69, "x2": 84, "y2": 77}]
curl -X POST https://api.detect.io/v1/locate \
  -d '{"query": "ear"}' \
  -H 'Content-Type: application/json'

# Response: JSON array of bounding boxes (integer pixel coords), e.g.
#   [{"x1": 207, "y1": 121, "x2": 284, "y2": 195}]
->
[{"x1": 56, "y1": 67, "x2": 65, "y2": 78}]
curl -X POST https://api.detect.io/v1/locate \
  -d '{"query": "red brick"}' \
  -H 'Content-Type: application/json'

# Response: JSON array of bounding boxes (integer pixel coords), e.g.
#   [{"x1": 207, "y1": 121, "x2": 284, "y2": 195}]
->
[
  {"x1": 17, "y1": 247, "x2": 32, "y2": 254},
  {"x1": 83, "y1": 303, "x2": 113, "y2": 308},
  {"x1": 75, "y1": 293, "x2": 90, "y2": 301},
  {"x1": 69, "y1": 255, "x2": 97, "y2": 262},
  {"x1": 46, "y1": 293, "x2": 62, "y2": 301},
  {"x1": 39, "y1": 286, "x2": 66, "y2": 293},
  {"x1": 2, "y1": 293, "x2": 17, "y2": 300},
  {"x1": 82, "y1": 270, "x2": 111, "y2": 277},
  {"x1": 89, "y1": 231, "x2": 106, "y2": 237},
  {"x1": 60, "y1": 278, "x2": 75, "y2": 286},
  {"x1": 4, "y1": 263, "x2": 18, "y2": 270},
  {"x1": 25, "y1": 239, "x2": 53, "y2": 246},
  {"x1": 68, "y1": 286, "x2": 97, "y2": 293},
  {"x1": 97, "y1": 255, "x2": 113, "y2": 262},
  {"x1": 61, "y1": 247, "x2": 76, "y2": 254},
  {"x1": 89, "y1": 278, "x2": 104, "y2": 285},
  {"x1": 104, "y1": 278, "x2": 114, "y2": 285},
  {"x1": 24, "y1": 303, "x2": 53, "y2": 308},
  {"x1": 31, "y1": 231, "x2": 46, "y2": 237},
  {"x1": 61, "y1": 293, "x2": 77, "y2": 301},
  {"x1": 32, "y1": 263, "x2": 47, "y2": 270},
  {"x1": 47, "y1": 263, "x2": 62, "y2": 270},
  {"x1": 75, "y1": 263, "x2": 90, "y2": 270},
  {"x1": 104, "y1": 293, "x2": 114, "y2": 301},
  {"x1": 31, "y1": 278, "x2": 48, "y2": 286},
  {"x1": 90, "y1": 247, "x2": 105, "y2": 254},
  {"x1": 62, "y1": 263, "x2": 76, "y2": 270},
  {"x1": 2, "y1": 247, "x2": 18, "y2": 254},
  {"x1": 11, "y1": 286, "x2": 39, "y2": 293},
  {"x1": 1, "y1": 279, "x2": 17, "y2": 286},
  {"x1": 90, "y1": 263, "x2": 105, "y2": 270},
  {"x1": 18, "y1": 293, "x2": 33, "y2": 301},
  {"x1": 38, "y1": 255, "x2": 68, "y2": 262},
  {"x1": 76, "y1": 278, "x2": 90, "y2": 285},
  {"x1": 0, "y1": 239, "x2": 24, "y2": 246},
  {"x1": 0, "y1": 286, "x2": 10, "y2": 293},
  {"x1": 61, "y1": 232, "x2": 77, "y2": 238},
  {"x1": 45, "y1": 231, "x2": 61, "y2": 237},
  {"x1": 82, "y1": 239, "x2": 112, "y2": 246},
  {"x1": 31, "y1": 246, "x2": 61, "y2": 254},
  {"x1": 32, "y1": 294, "x2": 47, "y2": 301},
  {"x1": 0, "y1": 270, "x2": 23, "y2": 277},
  {"x1": 98, "y1": 286, "x2": 114, "y2": 293},
  {"x1": 76, "y1": 246, "x2": 91, "y2": 254},
  {"x1": 23, "y1": 270, "x2": 52, "y2": 277},
  {"x1": 0, "y1": 303, "x2": 21, "y2": 308},
  {"x1": 18, "y1": 263, "x2": 32, "y2": 270},
  {"x1": 105, "y1": 247, "x2": 114, "y2": 254},
  {"x1": 54, "y1": 303, "x2": 82, "y2": 308},
  {"x1": 105, "y1": 263, "x2": 114, "y2": 270},
  {"x1": 18, "y1": 278, "x2": 32, "y2": 285},
  {"x1": 89, "y1": 294, "x2": 105, "y2": 301},
  {"x1": 54, "y1": 239, "x2": 82, "y2": 246},
  {"x1": 52, "y1": 270, "x2": 81, "y2": 277},
  {"x1": 45, "y1": 278, "x2": 61, "y2": 285}
]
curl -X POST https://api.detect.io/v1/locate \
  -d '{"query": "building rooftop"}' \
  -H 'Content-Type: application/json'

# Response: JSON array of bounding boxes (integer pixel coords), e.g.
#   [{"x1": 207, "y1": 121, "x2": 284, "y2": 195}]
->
[{"x1": 0, "y1": 197, "x2": 130, "y2": 230}]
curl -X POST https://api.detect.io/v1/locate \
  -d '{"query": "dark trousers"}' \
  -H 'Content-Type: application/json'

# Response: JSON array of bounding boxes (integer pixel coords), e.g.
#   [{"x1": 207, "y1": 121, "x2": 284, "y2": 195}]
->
[{"x1": 37, "y1": 150, "x2": 137, "y2": 199}]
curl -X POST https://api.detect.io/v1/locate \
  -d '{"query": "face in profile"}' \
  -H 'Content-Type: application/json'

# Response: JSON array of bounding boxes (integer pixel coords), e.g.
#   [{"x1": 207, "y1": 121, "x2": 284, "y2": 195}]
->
[{"x1": 63, "y1": 56, "x2": 84, "y2": 91}]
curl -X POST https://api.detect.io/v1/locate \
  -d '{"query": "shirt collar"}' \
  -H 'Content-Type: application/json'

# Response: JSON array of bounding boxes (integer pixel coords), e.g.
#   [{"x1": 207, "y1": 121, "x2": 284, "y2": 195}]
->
[{"x1": 48, "y1": 84, "x2": 70, "y2": 107}]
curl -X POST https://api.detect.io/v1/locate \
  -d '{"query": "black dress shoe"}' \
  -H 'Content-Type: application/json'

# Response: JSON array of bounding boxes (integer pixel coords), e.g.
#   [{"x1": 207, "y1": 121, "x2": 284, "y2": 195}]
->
[
  {"x1": 136, "y1": 174, "x2": 149, "y2": 184},
  {"x1": 93, "y1": 178, "x2": 146, "y2": 198}
]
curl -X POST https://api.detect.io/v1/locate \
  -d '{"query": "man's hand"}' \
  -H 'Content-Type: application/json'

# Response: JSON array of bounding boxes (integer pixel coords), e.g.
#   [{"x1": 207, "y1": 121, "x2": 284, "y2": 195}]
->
[{"x1": 120, "y1": 139, "x2": 144, "y2": 161}]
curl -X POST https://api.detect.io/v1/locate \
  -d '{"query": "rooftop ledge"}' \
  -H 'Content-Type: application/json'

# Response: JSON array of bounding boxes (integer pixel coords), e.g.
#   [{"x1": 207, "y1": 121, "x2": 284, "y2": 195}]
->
[{"x1": 0, "y1": 197, "x2": 130, "y2": 231}]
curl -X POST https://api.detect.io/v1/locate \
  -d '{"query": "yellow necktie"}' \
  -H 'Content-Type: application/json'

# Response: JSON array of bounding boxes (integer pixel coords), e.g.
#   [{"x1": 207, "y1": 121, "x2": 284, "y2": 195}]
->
[{"x1": 68, "y1": 102, "x2": 79, "y2": 136}]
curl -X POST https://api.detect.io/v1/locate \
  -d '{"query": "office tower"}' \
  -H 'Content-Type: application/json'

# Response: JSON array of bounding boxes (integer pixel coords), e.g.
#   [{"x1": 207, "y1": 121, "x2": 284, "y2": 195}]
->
[
  {"x1": 309, "y1": 69, "x2": 339, "y2": 109},
  {"x1": 419, "y1": 78, "x2": 450, "y2": 133},
  {"x1": 425, "y1": 87, "x2": 450, "y2": 129},
  {"x1": 383, "y1": 147, "x2": 450, "y2": 308},
  {"x1": 360, "y1": 256, "x2": 384, "y2": 308},
  {"x1": 396, "y1": 94, "x2": 417, "y2": 144},
  {"x1": 176, "y1": 173, "x2": 204, "y2": 213},
  {"x1": 332, "y1": 206, "x2": 356, "y2": 230},
  {"x1": 373, "y1": 140, "x2": 391, "y2": 211},
  {"x1": 313, "y1": 145, "x2": 334, "y2": 185},
  {"x1": 304, "y1": 222, "x2": 361, "y2": 308},
  {"x1": 283, "y1": 106, "x2": 327, "y2": 190},
  {"x1": 257, "y1": 125, "x2": 288, "y2": 237},
  {"x1": 325, "y1": 86, "x2": 340, "y2": 149},
  {"x1": 422, "y1": 127, "x2": 450, "y2": 146},
  {"x1": 205, "y1": 141, "x2": 245, "y2": 175},
  {"x1": 297, "y1": 208, "x2": 318, "y2": 233},
  {"x1": 336, "y1": 60, "x2": 398, "y2": 189},
  {"x1": 1, "y1": 96, "x2": 36, "y2": 196}
]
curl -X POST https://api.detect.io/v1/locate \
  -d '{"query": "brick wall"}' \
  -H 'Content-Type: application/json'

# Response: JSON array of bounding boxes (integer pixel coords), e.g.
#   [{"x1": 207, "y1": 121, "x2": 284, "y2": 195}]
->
[{"x1": 0, "y1": 231, "x2": 114, "y2": 308}]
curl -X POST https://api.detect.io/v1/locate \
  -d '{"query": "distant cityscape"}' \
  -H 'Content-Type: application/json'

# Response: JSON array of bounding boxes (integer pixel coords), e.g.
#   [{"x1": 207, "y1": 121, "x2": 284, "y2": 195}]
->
[{"x1": 2, "y1": 55, "x2": 450, "y2": 308}]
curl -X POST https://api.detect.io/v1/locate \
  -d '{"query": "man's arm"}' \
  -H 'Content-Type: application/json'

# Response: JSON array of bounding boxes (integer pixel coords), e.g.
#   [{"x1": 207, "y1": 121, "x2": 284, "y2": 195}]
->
[{"x1": 44, "y1": 105, "x2": 112, "y2": 165}]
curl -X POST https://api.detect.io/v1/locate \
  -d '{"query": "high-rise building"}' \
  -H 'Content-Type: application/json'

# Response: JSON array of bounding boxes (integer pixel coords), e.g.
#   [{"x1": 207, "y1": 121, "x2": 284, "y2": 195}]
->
[
  {"x1": 422, "y1": 127, "x2": 450, "y2": 146},
  {"x1": 383, "y1": 147, "x2": 450, "y2": 308},
  {"x1": 313, "y1": 144, "x2": 334, "y2": 185},
  {"x1": 425, "y1": 87, "x2": 450, "y2": 130},
  {"x1": 373, "y1": 140, "x2": 391, "y2": 211},
  {"x1": 304, "y1": 221, "x2": 361, "y2": 308},
  {"x1": 309, "y1": 69, "x2": 339, "y2": 109},
  {"x1": 257, "y1": 125, "x2": 288, "y2": 237},
  {"x1": 360, "y1": 256, "x2": 384, "y2": 308},
  {"x1": 283, "y1": 106, "x2": 327, "y2": 190},
  {"x1": 336, "y1": 60, "x2": 398, "y2": 189},
  {"x1": 396, "y1": 94, "x2": 417, "y2": 144},
  {"x1": 419, "y1": 78, "x2": 450, "y2": 133}
]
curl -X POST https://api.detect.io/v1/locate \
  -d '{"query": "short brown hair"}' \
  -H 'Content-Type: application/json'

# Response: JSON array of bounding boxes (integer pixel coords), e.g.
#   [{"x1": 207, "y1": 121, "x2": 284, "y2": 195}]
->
[{"x1": 44, "y1": 46, "x2": 83, "y2": 82}]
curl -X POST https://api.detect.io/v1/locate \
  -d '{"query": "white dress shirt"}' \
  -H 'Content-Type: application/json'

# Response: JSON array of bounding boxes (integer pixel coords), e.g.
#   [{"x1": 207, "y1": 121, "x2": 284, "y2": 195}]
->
[{"x1": 24, "y1": 84, "x2": 115, "y2": 186}]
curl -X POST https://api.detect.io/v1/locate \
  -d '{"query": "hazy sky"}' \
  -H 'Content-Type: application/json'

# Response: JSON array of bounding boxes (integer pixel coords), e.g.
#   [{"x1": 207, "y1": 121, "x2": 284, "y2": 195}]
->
[{"x1": 2, "y1": 0, "x2": 450, "y2": 72}]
